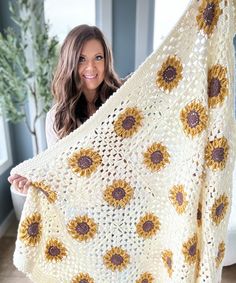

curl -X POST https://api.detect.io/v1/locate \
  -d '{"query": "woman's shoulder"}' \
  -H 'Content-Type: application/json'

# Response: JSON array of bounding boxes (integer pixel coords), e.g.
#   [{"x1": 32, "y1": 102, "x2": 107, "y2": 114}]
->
[
  {"x1": 47, "y1": 103, "x2": 57, "y2": 116},
  {"x1": 45, "y1": 104, "x2": 58, "y2": 132},
  {"x1": 46, "y1": 103, "x2": 57, "y2": 122},
  {"x1": 45, "y1": 103, "x2": 59, "y2": 147}
]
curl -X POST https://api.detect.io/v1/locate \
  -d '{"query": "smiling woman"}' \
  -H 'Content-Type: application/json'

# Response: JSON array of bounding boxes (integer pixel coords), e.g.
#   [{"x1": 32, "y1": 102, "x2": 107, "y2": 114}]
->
[
  {"x1": 50, "y1": 25, "x2": 121, "y2": 143},
  {"x1": 8, "y1": 24, "x2": 122, "y2": 193},
  {"x1": 78, "y1": 39, "x2": 105, "y2": 105}
]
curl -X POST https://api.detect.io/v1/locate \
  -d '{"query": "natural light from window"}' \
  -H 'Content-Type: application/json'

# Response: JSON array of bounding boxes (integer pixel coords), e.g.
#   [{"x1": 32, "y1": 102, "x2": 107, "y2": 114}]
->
[
  {"x1": 0, "y1": 114, "x2": 12, "y2": 174},
  {"x1": 153, "y1": 0, "x2": 190, "y2": 51},
  {"x1": 44, "y1": 0, "x2": 96, "y2": 44}
]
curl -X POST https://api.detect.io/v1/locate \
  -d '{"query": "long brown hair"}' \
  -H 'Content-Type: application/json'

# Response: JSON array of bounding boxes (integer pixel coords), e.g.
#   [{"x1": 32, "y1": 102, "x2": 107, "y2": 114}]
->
[{"x1": 52, "y1": 25, "x2": 121, "y2": 138}]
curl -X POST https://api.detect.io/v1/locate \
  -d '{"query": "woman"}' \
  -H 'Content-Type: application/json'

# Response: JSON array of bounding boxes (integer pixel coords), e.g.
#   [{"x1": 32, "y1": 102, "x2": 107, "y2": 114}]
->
[{"x1": 8, "y1": 24, "x2": 121, "y2": 193}]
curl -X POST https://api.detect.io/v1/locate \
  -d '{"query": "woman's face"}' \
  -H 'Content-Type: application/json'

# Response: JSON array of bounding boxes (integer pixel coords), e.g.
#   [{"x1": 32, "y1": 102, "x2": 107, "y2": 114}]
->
[{"x1": 78, "y1": 39, "x2": 105, "y2": 97}]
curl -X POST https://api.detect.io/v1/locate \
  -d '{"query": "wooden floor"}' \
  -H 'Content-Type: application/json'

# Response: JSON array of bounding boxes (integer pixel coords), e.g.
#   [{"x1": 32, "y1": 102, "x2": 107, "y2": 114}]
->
[{"x1": 0, "y1": 216, "x2": 235, "y2": 283}]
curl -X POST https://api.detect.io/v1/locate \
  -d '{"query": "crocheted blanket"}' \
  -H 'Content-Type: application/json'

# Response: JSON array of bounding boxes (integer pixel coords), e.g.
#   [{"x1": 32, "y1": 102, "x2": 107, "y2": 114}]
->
[{"x1": 11, "y1": 1, "x2": 236, "y2": 282}]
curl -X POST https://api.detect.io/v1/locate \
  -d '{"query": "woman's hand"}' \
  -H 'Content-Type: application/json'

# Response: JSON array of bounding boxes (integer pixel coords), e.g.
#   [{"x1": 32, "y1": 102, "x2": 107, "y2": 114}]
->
[{"x1": 8, "y1": 174, "x2": 31, "y2": 194}]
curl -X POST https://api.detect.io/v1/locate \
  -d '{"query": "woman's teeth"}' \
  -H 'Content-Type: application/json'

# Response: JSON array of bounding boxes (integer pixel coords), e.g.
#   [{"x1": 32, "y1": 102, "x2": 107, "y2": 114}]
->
[{"x1": 84, "y1": 74, "x2": 97, "y2": 79}]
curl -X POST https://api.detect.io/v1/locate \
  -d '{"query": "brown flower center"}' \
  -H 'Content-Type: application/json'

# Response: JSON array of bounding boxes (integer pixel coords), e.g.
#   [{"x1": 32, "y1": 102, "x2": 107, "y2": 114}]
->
[
  {"x1": 79, "y1": 280, "x2": 89, "y2": 283},
  {"x1": 212, "y1": 147, "x2": 224, "y2": 162},
  {"x1": 203, "y1": 3, "x2": 215, "y2": 26},
  {"x1": 163, "y1": 66, "x2": 177, "y2": 82},
  {"x1": 122, "y1": 116, "x2": 136, "y2": 130},
  {"x1": 27, "y1": 222, "x2": 39, "y2": 236},
  {"x1": 78, "y1": 156, "x2": 93, "y2": 169},
  {"x1": 176, "y1": 192, "x2": 183, "y2": 205},
  {"x1": 197, "y1": 208, "x2": 202, "y2": 221},
  {"x1": 208, "y1": 78, "x2": 221, "y2": 97},
  {"x1": 167, "y1": 257, "x2": 172, "y2": 269},
  {"x1": 141, "y1": 280, "x2": 149, "y2": 283},
  {"x1": 189, "y1": 243, "x2": 197, "y2": 256},
  {"x1": 112, "y1": 187, "x2": 126, "y2": 200},
  {"x1": 111, "y1": 254, "x2": 124, "y2": 266},
  {"x1": 187, "y1": 111, "x2": 200, "y2": 128},
  {"x1": 150, "y1": 150, "x2": 163, "y2": 164},
  {"x1": 76, "y1": 222, "x2": 90, "y2": 235},
  {"x1": 48, "y1": 246, "x2": 60, "y2": 257},
  {"x1": 216, "y1": 203, "x2": 224, "y2": 216},
  {"x1": 143, "y1": 220, "x2": 154, "y2": 232}
]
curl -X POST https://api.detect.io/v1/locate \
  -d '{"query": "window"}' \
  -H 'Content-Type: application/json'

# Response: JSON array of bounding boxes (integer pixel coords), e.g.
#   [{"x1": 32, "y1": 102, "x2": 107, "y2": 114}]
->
[
  {"x1": 0, "y1": 114, "x2": 12, "y2": 174},
  {"x1": 44, "y1": 0, "x2": 96, "y2": 43},
  {"x1": 153, "y1": 0, "x2": 190, "y2": 50}
]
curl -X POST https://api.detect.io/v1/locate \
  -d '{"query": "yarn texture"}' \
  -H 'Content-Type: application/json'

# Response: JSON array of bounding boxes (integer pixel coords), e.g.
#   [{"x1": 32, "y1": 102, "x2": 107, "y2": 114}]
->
[{"x1": 11, "y1": 1, "x2": 236, "y2": 282}]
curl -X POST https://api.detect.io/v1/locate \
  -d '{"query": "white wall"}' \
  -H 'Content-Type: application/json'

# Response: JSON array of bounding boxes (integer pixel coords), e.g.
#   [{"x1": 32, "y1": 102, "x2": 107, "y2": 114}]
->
[{"x1": 153, "y1": 0, "x2": 190, "y2": 50}]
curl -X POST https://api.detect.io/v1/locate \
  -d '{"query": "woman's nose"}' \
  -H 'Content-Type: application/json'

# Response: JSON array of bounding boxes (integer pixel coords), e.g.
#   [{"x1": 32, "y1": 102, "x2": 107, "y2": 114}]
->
[{"x1": 85, "y1": 59, "x2": 96, "y2": 69}]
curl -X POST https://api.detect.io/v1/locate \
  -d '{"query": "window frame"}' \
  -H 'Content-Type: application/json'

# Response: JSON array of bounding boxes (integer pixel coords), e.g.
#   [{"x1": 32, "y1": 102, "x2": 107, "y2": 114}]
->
[
  {"x1": 0, "y1": 114, "x2": 13, "y2": 174},
  {"x1": 96, "y1": 0, "x2": 113, "y2": 45},
  {"x1": 135, "y1": 0, "x2": 155, "y2": 69}
]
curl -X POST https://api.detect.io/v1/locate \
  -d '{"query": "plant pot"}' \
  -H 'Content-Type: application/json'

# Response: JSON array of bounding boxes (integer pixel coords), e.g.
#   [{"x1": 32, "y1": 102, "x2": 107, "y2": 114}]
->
[{"x1": 10, "y1": 185, "x2": 27, "y2": 221}]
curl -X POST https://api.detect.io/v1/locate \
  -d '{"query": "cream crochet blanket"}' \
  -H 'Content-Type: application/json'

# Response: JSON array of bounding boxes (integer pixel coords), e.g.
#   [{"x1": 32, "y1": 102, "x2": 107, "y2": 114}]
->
[{"x1": 11, "y1": 1, "x2": 236, "y2": 282}]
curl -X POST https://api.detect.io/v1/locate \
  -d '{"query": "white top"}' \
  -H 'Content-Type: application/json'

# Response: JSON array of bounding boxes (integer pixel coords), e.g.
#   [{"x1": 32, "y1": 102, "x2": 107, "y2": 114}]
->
[
  {"x1": 45, "y1": 104, "x2": 59, "y2": 148},
  {"x1": 45, "y1": 104, "x2": 83, "y2": 147}
]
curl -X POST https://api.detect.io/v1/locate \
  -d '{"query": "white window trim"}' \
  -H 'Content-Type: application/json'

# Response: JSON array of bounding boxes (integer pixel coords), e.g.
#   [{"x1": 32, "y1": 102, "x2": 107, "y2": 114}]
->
[
  {"x1": 96, "y1": 0, "x2": 113, "y2": 45},
  {"x1": 135, "y1": 0, "x2": 155, "y2": 69},
  {"x1": 0, "y1": 114, "x2": 13, "y2": 174}
]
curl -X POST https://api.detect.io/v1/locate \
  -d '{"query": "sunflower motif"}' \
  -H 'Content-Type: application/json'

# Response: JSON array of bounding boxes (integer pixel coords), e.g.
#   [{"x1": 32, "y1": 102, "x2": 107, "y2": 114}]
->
[
  {"x1": 19, "y1": 212, "x2": 42, "y2": 246},
  {"x1": 205, "y1": 137, "x2": 229, "y2": 170},
  {"x1": 208, "y1": 65, "x2": 228, "y2": 108},
  {"x1": 215, "y1": 241, "x2": 225, "y2": 268},
  {"x1": 68, "y1": 148, "x2": 102, "y2": 177},
  {"x1": 197, "y1": 203, "x2": 202, "y2": 227},
  {"x1": 156, "y1": 55, "x2": 183, "y2": 92},
  {"x1": 71, "y1": 273, "x2": 94, "y2": 283},
  {"x1": 211, "y1": 194, "x2": 229, "y2": 225},
  {"x1": 67, "y1": 215, "x2": 98, "y2": 242},
  {"x1": 161, "y1": 250, "x2": 173, "y2": 277},
  {"x1": 103, "y1": 246, "x2": 130, "y2": 271},
  {"x1": 31, "y1": 182, "x2": 57, "y2": 203},
  {"x1": 143, "y1": 142, "x2": 170, "y2": 172},
  {"x1": 196, "y1": 0, "x2": 222, "y2": 36},
  {"x1": 136, "y1": 272, "x2": 155, "y2": 283},
  {"x1": 169, "y1": 185, "x2": 188, "y2": 214},
  {"x1": 182, "y1": 234, "x2": 198, "y2": 265},
  {"x1": 45, "y1": 238, "x2": 67, "y2": 262},
  {"x1": 114, "y1": 107, "x2": 143, "y2": 138},
  {"x1": 103, "y1": 179, "x2": 134, "y2": 208},
  {"x1": 180, "y1": 102, "x2": 208, "y2": 137},
  {"x1": 136, "y1": 213, "x2": 161, "y2": 239}
]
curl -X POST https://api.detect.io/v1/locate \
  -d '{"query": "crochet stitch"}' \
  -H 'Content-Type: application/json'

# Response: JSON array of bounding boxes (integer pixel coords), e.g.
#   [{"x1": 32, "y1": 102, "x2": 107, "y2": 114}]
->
[{"x1": 11, "y1": 0, "x2": 236, "y2": 282}]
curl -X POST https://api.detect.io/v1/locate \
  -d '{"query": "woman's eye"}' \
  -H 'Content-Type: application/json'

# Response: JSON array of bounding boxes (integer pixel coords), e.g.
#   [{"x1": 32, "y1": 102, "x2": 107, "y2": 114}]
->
[
  {"x1": 96, "y1": 55, "x2": 104, "y2": 61},
  {"x1": 79, "y1": 56, "x2": 85, "y2": 63}
]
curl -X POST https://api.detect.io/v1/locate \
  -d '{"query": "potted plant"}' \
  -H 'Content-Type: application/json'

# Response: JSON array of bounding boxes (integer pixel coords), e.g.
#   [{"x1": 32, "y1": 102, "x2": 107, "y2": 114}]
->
[
  {"x1": 0, "y1": 0, "x2": 58, "y2": 154},
  {"x1": 0, "y1": 0, "x2": 59, "y2": 219}
]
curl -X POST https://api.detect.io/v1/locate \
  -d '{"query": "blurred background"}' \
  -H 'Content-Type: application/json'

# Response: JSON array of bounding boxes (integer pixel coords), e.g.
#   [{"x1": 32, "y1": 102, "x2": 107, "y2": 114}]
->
[{"x1": 0, "y1": 0, "x2": 235, "y2": 282}]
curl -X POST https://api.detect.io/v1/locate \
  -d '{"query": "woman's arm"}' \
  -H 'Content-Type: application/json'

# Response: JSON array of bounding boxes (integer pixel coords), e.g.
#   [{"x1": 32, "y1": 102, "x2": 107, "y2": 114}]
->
[{"x1": 8, "y1": 105, "x2": 59, "y2": 194}]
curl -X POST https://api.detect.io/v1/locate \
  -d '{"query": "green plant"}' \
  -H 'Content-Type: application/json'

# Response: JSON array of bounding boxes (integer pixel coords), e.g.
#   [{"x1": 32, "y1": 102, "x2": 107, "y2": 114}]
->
[{"x1": 0, "y1": 0, "x2": 59, "y2": 153}]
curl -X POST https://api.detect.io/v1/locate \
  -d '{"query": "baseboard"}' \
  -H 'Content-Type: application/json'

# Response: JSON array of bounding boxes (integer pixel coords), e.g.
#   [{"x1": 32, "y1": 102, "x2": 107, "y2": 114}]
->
[{"x1": 0, "y1": 210, "x2": 15, "y2": 238}]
